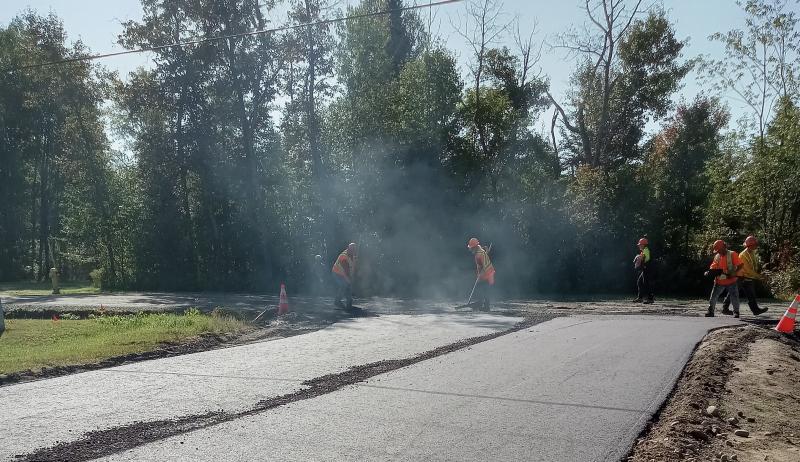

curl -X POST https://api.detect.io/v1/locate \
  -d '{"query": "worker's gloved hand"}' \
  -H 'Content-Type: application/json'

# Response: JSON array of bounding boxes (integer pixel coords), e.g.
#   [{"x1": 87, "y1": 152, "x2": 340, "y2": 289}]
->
[{"x1": 705, "y1": 269, "x2": 723, "y2": 278}]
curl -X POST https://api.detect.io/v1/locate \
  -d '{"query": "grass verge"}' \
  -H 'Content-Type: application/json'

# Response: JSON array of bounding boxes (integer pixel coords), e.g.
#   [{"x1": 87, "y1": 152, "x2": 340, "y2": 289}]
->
[
  {"x1": 0, "y1": 280, "x2": 100, "y2": 296},
  {"x1": 0, "y1": 310, "x2": 248, "y2": 375}
]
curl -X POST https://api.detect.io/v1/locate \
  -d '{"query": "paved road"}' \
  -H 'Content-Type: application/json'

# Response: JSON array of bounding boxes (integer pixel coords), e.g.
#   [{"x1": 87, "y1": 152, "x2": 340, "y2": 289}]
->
[
  {"x1": 4, "y1": 313, "x2": 740, "y2": 461},
  {"x1": 1, "y1": 313, "x2": 520, "y2": 460},
  {"x1": 102, "y1": 315, "x2": 741, "y2": 462}
]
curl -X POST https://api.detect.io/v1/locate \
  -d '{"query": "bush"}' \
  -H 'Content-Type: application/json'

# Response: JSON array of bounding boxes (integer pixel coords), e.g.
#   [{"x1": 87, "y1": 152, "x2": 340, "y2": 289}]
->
[
  {"x1": 89, "y1": 268, "x2": 105, "y2": 289},
  {"x1": 766, "y1": 265, "x2": 800, "y2": 301},
  {"x1": 184, "y1": 307, "x2": 202, "y2": 317}
]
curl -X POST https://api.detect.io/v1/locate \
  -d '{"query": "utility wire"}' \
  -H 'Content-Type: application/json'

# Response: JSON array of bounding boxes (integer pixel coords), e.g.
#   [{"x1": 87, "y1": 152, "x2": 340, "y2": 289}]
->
[{"x1": 6, "y1": 0, "x2": 464, "y2": 72}]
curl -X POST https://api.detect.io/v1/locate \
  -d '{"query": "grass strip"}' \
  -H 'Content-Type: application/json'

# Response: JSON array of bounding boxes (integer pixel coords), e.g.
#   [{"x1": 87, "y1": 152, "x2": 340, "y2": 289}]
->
[{"x1": 0, "y1": 310, "x2": 247, "y2": 375}]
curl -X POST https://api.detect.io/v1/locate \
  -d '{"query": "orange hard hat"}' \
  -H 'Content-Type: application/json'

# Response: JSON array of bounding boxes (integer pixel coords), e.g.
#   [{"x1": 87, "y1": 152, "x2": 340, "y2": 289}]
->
[
  {"x1": 712, "y1": 240, "x2": 726, "y2": 253},
  {"x1": 347, "y1": 242, "x2": 357, "y2": 256},
  {"x1": 637, "y1": 238, "x2": 648, "y2": 246},
  {"x1": 743, "y1": 236, "x2": 758, "y2": 248},
  {"x1": 467, "y1": 238, "x2": 480, "y2": 249}
]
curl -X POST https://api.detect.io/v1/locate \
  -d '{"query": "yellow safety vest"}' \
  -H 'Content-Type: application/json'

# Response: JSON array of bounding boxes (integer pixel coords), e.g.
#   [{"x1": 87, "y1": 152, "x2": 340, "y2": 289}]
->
[{"x1": 476, "y1": 248, "x2": 494, "y2": 276}]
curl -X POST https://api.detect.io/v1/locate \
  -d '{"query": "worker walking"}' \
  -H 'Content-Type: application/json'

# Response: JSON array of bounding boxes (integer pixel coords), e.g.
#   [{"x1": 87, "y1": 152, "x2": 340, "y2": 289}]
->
[
  {"x1": 467, "y1": 238, "x2": 495, "y2": 311},
  {"x1": 722, "y1": 236, "x2": 768, "y2": 316},
  {"x1": 632, "y1": 237, "x2": 654, "y2": 304},
  {"x1": 332, "y1": 243, "x2": 357, "y2": 310},
  {"x1": 704, "y1": 240, "x2": 743, "y2": 317}
]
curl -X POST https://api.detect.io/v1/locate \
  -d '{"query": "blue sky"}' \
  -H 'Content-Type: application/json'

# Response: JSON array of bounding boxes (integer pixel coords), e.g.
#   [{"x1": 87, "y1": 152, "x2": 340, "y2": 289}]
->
[{"x1": 2, "y1": 1, "x2": 762, "y2": 136}]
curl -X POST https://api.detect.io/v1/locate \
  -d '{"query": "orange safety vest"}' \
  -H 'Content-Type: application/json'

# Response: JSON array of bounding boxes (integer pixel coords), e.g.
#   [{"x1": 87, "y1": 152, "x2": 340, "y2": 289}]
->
[
  {"x1": 332, "y1": 251, "x2": 354, "y2": 279},
  {"x1": 475, "y1": 247, "x2": 496, "y2": 285},
  {"x1": 711, "y1": 251, "x2": 740, "y2": 286}
]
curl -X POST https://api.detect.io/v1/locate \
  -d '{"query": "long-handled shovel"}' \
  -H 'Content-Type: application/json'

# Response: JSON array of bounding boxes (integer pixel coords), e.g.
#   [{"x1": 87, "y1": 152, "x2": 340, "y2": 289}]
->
[
  {"x1": 252, "y1": 305, "x2": 276, "y2": 323},
  {"x1": 454, "y1": 243, "x2": 492, "y2": 310}
]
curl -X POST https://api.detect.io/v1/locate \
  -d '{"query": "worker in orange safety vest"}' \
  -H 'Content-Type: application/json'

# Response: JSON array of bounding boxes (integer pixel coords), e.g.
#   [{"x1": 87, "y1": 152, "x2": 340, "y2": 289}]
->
[
  {"x1": 332, "y1": 243, "x2": 357, "y2": 309},
  {"x1": 704, "y1": 240, "x2": 742, "y2": 317},
  {"x1": 467, "y1": 237, "x2": 495, "y2": 311},
  {"x1": 721, "y1": 235, "x2": 768, "y2": 316}
]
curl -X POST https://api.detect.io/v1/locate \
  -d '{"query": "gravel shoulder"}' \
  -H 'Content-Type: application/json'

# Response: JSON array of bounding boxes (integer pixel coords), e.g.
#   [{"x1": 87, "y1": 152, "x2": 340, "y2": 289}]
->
[{"x1": 627, "y1": 325, "x2": 800, "y2": 462}]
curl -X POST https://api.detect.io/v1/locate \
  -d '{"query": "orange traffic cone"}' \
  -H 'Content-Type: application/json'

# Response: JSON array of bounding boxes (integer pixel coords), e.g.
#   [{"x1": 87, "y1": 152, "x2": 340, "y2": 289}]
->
[
  {"x1": 774, "y1": 294, "x2": 800, "y2": 334},
  {"x1": 278, "y1": 283, "x2": 289, "y2": 315}
]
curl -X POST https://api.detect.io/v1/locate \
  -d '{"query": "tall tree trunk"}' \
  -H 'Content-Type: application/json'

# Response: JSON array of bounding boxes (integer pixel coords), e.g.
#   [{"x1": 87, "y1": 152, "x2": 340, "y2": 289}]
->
[{"x1": 304, "y1": 0, "x2": 331, "y2": 254}]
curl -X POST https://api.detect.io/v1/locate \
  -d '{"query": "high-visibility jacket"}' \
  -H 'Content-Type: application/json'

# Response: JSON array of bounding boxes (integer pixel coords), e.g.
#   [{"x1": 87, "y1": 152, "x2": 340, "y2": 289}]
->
[
  {"x1": 710, "y1": 250, "x2": 741, "y2": 286},
  {"x1": 737, "y1": 247, "x2": 762, "y2": 280},
  {"x1": 332, "y1": 251, "x2": 355, "y2": 281},
  {"x1": 475, "y1": 247, "x2": 495, "y2": 285},
  {"x1": 638, "y1": 247, "x2": 651, "y2": 269}
]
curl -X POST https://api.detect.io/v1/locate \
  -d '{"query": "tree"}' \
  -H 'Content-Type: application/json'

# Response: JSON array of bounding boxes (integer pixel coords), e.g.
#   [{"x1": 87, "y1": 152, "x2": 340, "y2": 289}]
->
[
  {"x1": 550, "y1": 3, "x2": 690, "y2": 168},
  {"x1": 118, "y1": 0, "x2": 285, "y2": 290},
  {"x1": 702, "y1": 0, "x2": 799, "y2": 147},
  {"x1": 454, "y1": 0, "x2": 509, "y2": 166},
  {"x1": 282, "y1": 0, "x2": 337, "y2": 258},
  {"x1": 0, "y1": 12, "x2": 120, "y2": 284},
  {"x1": 645, "y1": 97, "x2": 729, "y2": 261},
  {"x1": 739, "y1": 97, "x2": 800, "y2": 261}
]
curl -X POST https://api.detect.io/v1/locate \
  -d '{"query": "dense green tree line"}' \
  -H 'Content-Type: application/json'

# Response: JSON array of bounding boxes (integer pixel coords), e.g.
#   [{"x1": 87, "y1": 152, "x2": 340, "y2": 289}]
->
[{"x1": 0, "y1": 0, "x2": 798, "y2": 298}]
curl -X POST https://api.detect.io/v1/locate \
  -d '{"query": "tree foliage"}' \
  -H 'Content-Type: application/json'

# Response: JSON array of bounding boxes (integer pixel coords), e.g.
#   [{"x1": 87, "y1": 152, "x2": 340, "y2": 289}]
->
[{"x1": 0, "y1": 0, "x2": 798, "y2": 298}]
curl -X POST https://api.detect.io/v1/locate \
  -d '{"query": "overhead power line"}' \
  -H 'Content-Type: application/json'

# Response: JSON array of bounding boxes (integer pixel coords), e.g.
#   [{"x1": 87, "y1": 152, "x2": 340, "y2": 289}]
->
[{"x1": 7, "y1": 0, "x2": 463, "y2": 72}]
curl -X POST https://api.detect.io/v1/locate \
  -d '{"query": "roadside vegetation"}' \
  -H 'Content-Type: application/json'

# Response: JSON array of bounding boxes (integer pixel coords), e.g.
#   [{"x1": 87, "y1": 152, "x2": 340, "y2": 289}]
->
[
  {"x1": 0, "y1": 0, "x2": 797, "y2": 299},
  {"x1": 0, "y1": 309, "x2": 248, "y2": 375},
  {"x1": 0, "y1": 281, "x2": 99, "y2": 297}
]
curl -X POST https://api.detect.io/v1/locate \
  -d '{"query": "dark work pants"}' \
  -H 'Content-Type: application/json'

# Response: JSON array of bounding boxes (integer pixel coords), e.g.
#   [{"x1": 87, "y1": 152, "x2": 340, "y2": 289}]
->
[
  {"x1": 333, "y1": 274, "x2": 352, "y2": 309},
  {"x1": 723, "y1": 279, "x2": 760, "y2": 314},
  {"x1": 637, "y1": 266, "x2": 654, "y2": 300},
  {"x1": 474, "y1": 280, "x2": 492, "y2": 311}
]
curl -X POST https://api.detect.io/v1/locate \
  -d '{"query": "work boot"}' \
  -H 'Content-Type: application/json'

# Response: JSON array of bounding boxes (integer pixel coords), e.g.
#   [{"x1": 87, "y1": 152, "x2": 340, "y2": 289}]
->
[
  {"x1": 721, "y1": 307, "x2": 734, "y2": 315},
  {"x1": 734, "y1": 312, "x2": 740, "y2": 318},
  {"x1": 753, "y1": 307, "x2": 768, "y2": 316},
  {"x1": 632, "y1": 298, "x2": 643, "y2": 303},
  {"x1": 705, "y1": 308, "x2": 715, "y2": 317},
  {"x1": 643, "y1": 298, "x2": 654, "y2": 305}
]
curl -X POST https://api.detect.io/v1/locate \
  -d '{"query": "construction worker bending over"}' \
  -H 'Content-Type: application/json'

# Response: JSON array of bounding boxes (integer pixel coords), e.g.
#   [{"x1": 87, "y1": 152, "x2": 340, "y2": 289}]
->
[
  {"x1": 332, "y1": 243, "x2": 357, "y2": 309},
  {"x1": 467, "y1": 238, "x2": 495, "y2": 311},
  {"x1": 704, "y1": 240, "x2": 742, "y2": 317},
  {"x1": 722, "y1": 236, "x2": 767, "y2": 316},
  {"x1": 632, "y1": 237, "x2": 654, "y2": 304}
]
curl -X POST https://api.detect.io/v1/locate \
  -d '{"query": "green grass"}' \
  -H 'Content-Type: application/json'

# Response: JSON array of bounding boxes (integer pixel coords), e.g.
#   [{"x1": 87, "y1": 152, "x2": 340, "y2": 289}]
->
[
  {"x1": 0, "y1": 280, "x2": 100, "y2": 296},
  {"x1": 0, "y1": 310, "x2": 249, "y2": 375}
]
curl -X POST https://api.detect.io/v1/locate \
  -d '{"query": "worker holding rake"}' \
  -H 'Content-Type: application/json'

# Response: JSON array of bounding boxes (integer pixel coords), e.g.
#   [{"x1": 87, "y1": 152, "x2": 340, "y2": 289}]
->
[
  {"x1": 467, "y1": 238, "x2": 495, "y2": 311},
  {"x1": 332, "y1": 243, "x2": 357, "y2": 310}
]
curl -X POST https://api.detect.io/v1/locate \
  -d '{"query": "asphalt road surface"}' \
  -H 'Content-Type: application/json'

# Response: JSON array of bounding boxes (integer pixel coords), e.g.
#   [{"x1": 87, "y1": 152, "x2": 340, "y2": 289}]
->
[
  {"x1": 3, "y1": 313, "x2": 740, "y2": 461},
  {"x1": 1, "y1": 313, "x2": 521, "y2": 460}
]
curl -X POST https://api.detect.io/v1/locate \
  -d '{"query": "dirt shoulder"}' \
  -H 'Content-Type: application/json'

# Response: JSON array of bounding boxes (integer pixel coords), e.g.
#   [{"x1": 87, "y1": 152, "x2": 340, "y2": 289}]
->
[{"x1": 627, "y1": 325, "x2": 800, "y2": 462}]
